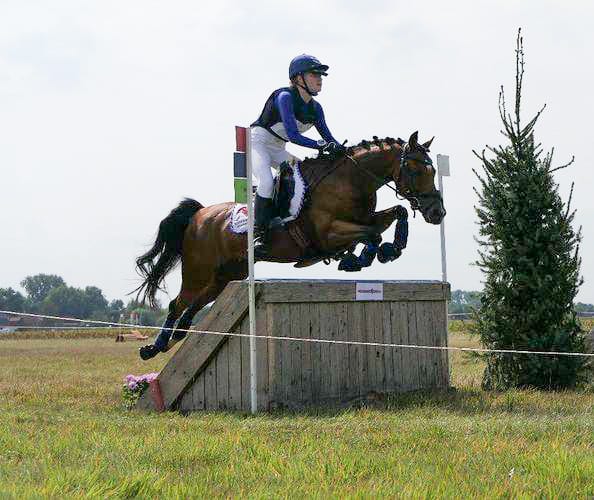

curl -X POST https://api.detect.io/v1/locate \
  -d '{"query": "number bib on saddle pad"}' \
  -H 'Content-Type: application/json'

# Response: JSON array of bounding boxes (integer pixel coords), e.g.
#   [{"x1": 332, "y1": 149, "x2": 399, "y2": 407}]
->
[{"x1": 229, "y1": 161, "x2": 307, "y2": 234}]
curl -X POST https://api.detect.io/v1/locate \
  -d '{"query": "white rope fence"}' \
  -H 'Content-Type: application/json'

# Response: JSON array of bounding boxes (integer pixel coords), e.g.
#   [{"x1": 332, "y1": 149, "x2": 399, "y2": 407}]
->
[
  {"x1": 1, "y1": 309, "x2": 593, "y2": 358},
  {"x1": 0, "y1": 325, "x2": 139, "y2": 330}
]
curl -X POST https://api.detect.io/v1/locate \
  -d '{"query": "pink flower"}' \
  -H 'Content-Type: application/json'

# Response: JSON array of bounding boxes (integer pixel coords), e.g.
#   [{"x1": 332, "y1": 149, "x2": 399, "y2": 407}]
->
[{"x1": 124, "y1": 372, "x2": 159, "y2": 391}]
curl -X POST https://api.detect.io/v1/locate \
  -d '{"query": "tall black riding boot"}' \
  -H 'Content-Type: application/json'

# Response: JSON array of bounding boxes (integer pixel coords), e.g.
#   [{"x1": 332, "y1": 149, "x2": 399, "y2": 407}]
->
[{"x1": 254, "y1": 194, "x2": 273, "y2": 239}]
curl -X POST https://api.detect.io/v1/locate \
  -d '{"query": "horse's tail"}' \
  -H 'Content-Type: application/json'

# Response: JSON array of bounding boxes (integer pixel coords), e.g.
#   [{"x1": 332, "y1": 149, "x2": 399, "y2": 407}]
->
[{"x1": 133, "y1": 198, "x2": 203, "y2": 307}]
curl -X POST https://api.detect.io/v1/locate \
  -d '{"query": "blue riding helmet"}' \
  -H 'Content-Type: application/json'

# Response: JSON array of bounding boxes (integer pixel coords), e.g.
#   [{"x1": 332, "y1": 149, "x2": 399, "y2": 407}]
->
[{"x1": 289, "y1": 54, "x2": 329, "y2": 79}]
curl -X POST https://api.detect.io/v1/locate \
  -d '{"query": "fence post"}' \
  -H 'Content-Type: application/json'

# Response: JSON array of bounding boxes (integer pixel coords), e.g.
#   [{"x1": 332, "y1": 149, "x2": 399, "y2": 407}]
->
[{"x1": 235, "y1": 125, "x2": 257, "y2": 414}]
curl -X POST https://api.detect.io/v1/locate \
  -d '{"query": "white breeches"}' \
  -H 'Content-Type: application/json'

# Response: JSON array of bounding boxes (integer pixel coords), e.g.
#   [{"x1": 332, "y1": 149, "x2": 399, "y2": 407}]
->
[{"x1": 251, "y1": 127, "x2": 300, "y2": 198}]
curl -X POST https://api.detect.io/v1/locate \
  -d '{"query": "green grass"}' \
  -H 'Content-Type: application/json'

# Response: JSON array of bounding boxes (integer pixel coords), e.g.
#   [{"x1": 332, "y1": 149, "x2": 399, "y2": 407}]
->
[
  {"x1": 0, "y1": 327, "x2": 592, "y2": 498},
  {"x1": 0, "y1": 327, "x2": 155, "y2": 341}
]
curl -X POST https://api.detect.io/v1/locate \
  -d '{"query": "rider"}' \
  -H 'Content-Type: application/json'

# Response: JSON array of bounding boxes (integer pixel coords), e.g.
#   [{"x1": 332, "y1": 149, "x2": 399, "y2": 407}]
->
[{"x1": 250, "y1": 54, "x2": 345, "y2": 237}]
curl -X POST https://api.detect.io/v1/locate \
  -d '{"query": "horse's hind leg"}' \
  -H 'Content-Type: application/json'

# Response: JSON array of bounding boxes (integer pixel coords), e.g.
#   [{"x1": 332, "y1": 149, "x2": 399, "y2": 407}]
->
[
  {"x1": 169, "y1": 262, "x2": 248, "y2": 347},
  {"x1": 167, "y1": 285, "x2": 224, "y2": 348},
  {"x1": 139, "y1": 296, "x2": 188, "y2": 360}
]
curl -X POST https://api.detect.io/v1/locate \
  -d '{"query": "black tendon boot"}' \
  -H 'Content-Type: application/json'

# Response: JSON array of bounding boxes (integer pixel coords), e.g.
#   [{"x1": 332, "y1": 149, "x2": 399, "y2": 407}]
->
[{"x1": 254, "y1": 194, "x2": 273, "y2": 239}]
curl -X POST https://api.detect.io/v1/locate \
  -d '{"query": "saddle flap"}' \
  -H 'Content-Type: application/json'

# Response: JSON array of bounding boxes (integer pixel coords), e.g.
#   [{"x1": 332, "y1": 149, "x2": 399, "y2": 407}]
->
[{"x1": 272, "y1": 161, "x2": 307, "y2": 222}]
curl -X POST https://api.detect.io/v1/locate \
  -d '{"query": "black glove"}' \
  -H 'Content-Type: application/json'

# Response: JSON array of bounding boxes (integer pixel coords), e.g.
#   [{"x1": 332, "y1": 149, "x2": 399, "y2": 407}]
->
[{"x1": 319, "y1": 141, "x2": 346, "y2": 158}]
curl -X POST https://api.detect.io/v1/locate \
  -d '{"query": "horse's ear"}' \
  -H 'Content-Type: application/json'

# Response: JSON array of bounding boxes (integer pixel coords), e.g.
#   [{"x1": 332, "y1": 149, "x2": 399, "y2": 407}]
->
[
  {"x1": 422, "y1": 136, "x2": 434, "y2": 150},
  {"x1": 408, "y1": 131, "x2": 419, "y2": 148}
]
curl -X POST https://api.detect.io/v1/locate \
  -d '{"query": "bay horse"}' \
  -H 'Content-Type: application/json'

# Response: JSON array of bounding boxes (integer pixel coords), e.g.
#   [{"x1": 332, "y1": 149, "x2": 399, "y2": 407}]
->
[{"x1": 136, "y1": 131, "x2": 445, "y2": 360}]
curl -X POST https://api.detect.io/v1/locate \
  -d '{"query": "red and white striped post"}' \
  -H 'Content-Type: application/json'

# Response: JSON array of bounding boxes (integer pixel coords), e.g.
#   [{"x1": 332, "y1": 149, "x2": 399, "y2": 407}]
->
[{"x1": 235, "y1": 126, "x2": 257, "y2": 414}]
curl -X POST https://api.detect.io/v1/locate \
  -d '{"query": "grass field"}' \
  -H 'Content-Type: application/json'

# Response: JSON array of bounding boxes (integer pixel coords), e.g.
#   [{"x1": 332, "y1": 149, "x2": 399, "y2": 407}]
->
[{"x1": 0, "y1": 323, "x2": 592, "y2": 498}]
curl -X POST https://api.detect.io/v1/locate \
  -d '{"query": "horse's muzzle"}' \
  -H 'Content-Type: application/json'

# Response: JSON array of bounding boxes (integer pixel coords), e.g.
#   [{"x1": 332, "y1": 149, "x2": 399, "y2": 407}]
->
[{"x1": 423, "y1": 204, "x2": 446, "y2": 225}]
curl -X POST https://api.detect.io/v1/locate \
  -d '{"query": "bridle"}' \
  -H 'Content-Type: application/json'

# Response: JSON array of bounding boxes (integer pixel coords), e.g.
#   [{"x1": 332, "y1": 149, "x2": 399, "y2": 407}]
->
[
  {"x1": 343, "y1": 141, "x2": 442, "y2": 213},
  {"x1": 396, "y1": 143, "x2": 443, "y2": 211}
]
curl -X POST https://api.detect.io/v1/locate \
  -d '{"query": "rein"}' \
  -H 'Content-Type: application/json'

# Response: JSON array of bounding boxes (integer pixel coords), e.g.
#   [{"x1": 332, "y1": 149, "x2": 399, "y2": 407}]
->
[
  {"x1": 344, "y1": 152, "x2": 399, "y2": 195},
  {"x1": 343, "y1": 142, "x2": 439, "y2": 213}
]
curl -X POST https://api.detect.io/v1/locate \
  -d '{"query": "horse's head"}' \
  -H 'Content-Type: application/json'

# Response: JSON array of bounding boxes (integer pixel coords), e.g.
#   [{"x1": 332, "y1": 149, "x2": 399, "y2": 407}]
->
[{"x1": 394, "y1": 131, "x2": 446, "y2": 225}]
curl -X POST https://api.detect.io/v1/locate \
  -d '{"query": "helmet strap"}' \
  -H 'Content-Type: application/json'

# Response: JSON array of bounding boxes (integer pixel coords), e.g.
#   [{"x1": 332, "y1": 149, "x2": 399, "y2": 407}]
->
[{"x1": 296, "y1": 74, "x2": 318, "y2": 96}]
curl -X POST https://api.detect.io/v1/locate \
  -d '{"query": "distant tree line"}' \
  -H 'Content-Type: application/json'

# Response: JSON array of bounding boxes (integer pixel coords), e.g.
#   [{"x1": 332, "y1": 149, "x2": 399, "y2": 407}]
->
[
  {"x1": 0, "y1": 274, "x2": 167, "y2": 326},
  {"x1": 2, "y1": 275, "x2": 590, "y2": 325},
  {"x1": 448, "y1": 290, "x2": 592, "y2": 315}
]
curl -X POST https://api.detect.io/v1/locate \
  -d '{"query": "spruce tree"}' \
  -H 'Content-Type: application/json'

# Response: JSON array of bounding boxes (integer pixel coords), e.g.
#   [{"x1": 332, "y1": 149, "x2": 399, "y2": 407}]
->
[{"x1": 472, "y1": 30, "x2": 589, "y2": 390}]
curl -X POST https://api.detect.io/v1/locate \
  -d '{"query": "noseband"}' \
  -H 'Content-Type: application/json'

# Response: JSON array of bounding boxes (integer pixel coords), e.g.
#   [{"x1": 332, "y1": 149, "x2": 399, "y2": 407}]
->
[{"x1": 396, "y1": 144, "x2": 443, "y2": 211}]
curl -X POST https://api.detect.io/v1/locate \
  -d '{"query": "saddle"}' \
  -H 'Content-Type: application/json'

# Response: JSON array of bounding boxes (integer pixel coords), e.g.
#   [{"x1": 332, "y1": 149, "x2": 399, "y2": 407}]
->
[{"x1": 267, "y1": 157, "x2": 343, "y2": 260}]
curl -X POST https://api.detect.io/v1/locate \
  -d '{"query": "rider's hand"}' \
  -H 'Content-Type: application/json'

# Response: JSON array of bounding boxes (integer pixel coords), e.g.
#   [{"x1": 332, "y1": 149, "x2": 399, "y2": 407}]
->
[{"x1": 321, "y1": 142, "x2": 346, "y2": 156}]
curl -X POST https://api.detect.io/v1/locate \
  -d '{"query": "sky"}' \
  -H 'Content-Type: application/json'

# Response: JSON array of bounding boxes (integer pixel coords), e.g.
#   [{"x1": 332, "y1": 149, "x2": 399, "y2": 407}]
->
[{"x1": 1, "y1": 0, "x2": 593, "y2": 308}]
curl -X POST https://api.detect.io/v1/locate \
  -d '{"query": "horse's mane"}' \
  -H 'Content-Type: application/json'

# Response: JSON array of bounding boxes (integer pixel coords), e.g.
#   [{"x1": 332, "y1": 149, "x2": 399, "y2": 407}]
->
[
  {"x1": 303, "y1": 136, "x2": 405, "y2": 165},
  {"x1": 347, "y1": 136, "x2": 405, "y2": 155}
]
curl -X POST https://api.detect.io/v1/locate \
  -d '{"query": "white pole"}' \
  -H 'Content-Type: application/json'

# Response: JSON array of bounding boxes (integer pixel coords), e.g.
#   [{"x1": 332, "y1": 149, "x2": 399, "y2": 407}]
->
[
  {"x1": 438, "y1": 172, "x2": 447, "y2": 283},
  {"x1": 436, "y1": 154, "x2": 450, "y2": 284},
  {"x1": 246, "y1": 129, "x2": 258, "y2": 414},
  {"x1": 436, "y1": 153, "x2": 450, "y2": 345}
]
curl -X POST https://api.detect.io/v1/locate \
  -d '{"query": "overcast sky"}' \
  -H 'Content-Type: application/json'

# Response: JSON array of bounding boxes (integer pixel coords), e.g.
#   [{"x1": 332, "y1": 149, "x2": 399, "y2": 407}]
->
[{"x1": 1, "y1": 0, "x2": 593, "y2": 307}]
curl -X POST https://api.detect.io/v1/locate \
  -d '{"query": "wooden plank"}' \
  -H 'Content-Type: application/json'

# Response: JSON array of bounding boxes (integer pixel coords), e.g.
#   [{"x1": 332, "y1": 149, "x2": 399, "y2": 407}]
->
[
  {"x1": 216, "y1": 333, "x2": 229, "y2": 409},
  {"x1": 347, "y1": 301, "x2": 362, "y2": 398},
  {"x1": 382, "y1": 302, "x2": 396, "y2": 393},
  {"x1": 204, "y1": 355, "x2": 217, "y2": 410},
  {"x1": 256, "y1": 303, "x2": 269, "y2": 411},
  {"x1": 357, "y1": 303, "x2": 370, "y2": 396},
  {"x1": 289, "y1": 304, "x2": 303, "y2": 403},
  {"x1": 424, "y1": 301, "x2": 437, "y2": 389},
  {"x1": 392, "y1": 302, "x2": 408, "y2": 391},
  {"x1": 278, "y1": 303, "x2": 293, "y2": 404},
  {"x1": 430, "y1": 301, "x2": 444, "y2": 388},
  {"x1": 434, "y1": 300, "x2": 450, "y2": 388},
  {"x1": 309, "y1": 303, "x2": 322, "y2": 402},
  {"x1": 364, "y1": 303, "x2": 377, "y2": 395},
  {"x1": 263, "y1": 281, "x2": 448, "y2": 303},
  {"x1": 136, "y1": 281, "x2": 250, "y2": 411},
  {"x1": 192, "y1": 373, "x2": 205, "y2": 410},
  {"x1": 407, "y1": 302, "x2": 421, "y2": 391},
  {"x1": 372, "y1": 302, "x2": 386, "y2": 394},
  {"x1": 300, "y1": 303, "x2": 313, "y2": 405},
  {"x1": 177, "y1": 378, "x2": 194, "y2": 411},
  {"x1": 318, "y1": 303, "x2": 333, "y2": 399},
  {"x1": 267, "y1": 304, "x2": 281, "y2": 408},
  {"x1": 328, "y1": 304, "x2": 341, "y2": 398},
  {"x1": 336, "y1": 302, "x2": 350, "y2": 399},
  {"x1": 415, "y1": 301, "x2": 431, "y2": 389},
  {"x1": 240, "y1": 315, "x2": 250, "y2": 412},
  {"x1": 227, "y1": 334, "x2": 242, "y2": 411},
  {"x1": 443, "y1": 302, "x2": 451, "y2": 388}
]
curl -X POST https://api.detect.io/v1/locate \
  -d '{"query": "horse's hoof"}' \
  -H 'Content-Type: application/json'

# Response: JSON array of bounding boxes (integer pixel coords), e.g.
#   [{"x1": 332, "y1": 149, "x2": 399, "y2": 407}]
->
[
  {"x1": 377, "y1": 243, "x2": 396, "y2": 263},
  {"x1": 139, "y1": 344, "x2": 160, "y2": 361},
  {"x1": 338, "y1": 254, "x2": 362, "y2": 272},
  {"x1": 358, "y1": 246, "x2": 377, "y2": 268}
]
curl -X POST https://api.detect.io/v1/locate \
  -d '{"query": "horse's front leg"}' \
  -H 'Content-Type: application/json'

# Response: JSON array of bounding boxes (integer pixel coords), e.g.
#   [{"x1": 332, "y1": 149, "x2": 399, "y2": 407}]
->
[
  {"x1": 325, "y1": 220, "x2": 377, "y2": 249},
  {"x1": 371, "y1": 205, "x2": 409, "y2": 263},
  {"x1": 369, "y1": 205, "x2": 401, "y2": 233},
  {"x1": 330, "y1": 206, "x2": 407, "y2": 271},
  {"x1": 325, "y1": 205, "x2": 402, "y2": 250}
]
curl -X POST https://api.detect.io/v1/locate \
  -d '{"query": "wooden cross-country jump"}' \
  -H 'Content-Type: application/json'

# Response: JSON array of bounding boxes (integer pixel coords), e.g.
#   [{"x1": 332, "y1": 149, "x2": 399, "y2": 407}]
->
[{"x1": 137, "y1": 279, "x2": 450, "y2": 412}]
